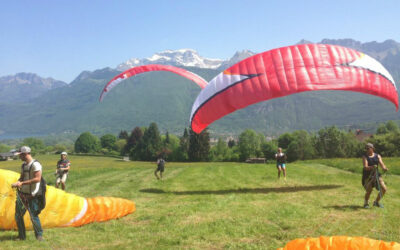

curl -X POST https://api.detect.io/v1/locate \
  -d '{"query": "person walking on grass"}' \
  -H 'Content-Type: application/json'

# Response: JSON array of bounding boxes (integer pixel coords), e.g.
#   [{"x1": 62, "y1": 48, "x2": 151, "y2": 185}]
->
[
  {"x1": 275, "y1": 148, "x2": 287, "y2": 180},
  {"x1": 362, "y1": 143, "x2": 388, "y2": 209},
  {"x1": 11, "y1": 146, "x2": 44, "y2": 241},
  {"x1": 55, "y1": 152, "x2": 70, "y2": 190},
  {"x1": 155, "y1": 156, "x2": 165, "y2": 180}
]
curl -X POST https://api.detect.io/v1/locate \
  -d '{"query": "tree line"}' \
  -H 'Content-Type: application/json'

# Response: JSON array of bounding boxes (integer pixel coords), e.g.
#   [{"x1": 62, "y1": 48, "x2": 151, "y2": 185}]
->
[
  {"x1": 72, "y1": 120, "x2": 400, "y2": 162},
  {"x1": 74, "y1": 123, "x2": 212, "y2": 161},
  {"x1": 2, "y1": 121, "x2": 399, "y2": 162}
]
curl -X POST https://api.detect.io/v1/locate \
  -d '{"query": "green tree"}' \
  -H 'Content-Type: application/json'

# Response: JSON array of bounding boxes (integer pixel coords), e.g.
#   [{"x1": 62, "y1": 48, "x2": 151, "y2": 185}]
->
[
  {"x1": 226, "y1": 146, "x2": 240, "y2": 162},
  {"x1": 315, "y1": 126, "x2": 360, "y2": 158},
  {"x1": 385, "y1": 120, "x2": 399, "y2": 133},
  {"x1": 118, "y1": 130, "x2": 129, "y2": 140},
  {"x1": 188, "y1": 128, "x2": 210, "y2": 161},
  {"x1": 134, "y1": 123, "x2": 162, "y2": 160},
  {"x1": 227, "y1": 139, "x2": 236, "y2": 148},
  {"x1": 100, "y1": 134, "x2": 117, "y2": 151},
  {"x1": 114, "y1": 139, "x2": 127, "y2": 155},
  {"x1": 238, "y1": 129, "x2": 263, "y2": 161},
  {"x1": 20, "y1": 137, "x2": 45, "y2": 154},
  {"x1": 178, "y1": 128, "x2": 190, "y2": 161},
  {"x1": 262, "y1": 140, "x2": 278, "y2": 161},
  {"x1": 368, "y1": 132, "x2": 400, "y2": 157},
  {"x1": 285, "y1": 130, "x2": 315, "y2": 162},
  {"x1": 164, "y1": 131, "x2": 170, "y2": 145},
  {"x1": 376, "y1": 121, "x2": 399, "y2": 136},
  {"x1": 125, "y1": 127, "x2": 143, "y2": 157},
  {"x1": 74, "y1": 132, "x2": 101, "y2": 153},
  {"x1": 53, "y1": 144, "x2": 68, "y2": 154},
  {"x1": 376, "y1": 123, "x2": 389, "y2": 135},
  {"x1": 0, "y1": 144, "x2": 12, "y2": 152},
  {"x1": 210, "y1": 138, "x2": 229, "y2": 161},
  {"x1": 163, "y1": 133, "x2": 181, "y2": 161},
  {"x1": 278, "y1": 133, "x2": 295, "y2": 149}
]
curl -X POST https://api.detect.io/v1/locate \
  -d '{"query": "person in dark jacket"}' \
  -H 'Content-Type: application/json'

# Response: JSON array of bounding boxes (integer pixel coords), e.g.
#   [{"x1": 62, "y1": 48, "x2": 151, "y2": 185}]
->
[
  {"x1": 362, "y1": 143, "x2": 388, "y2": 208},
  {"x1": 155, "y1": 157, "x2": 165, "y2": 180}
]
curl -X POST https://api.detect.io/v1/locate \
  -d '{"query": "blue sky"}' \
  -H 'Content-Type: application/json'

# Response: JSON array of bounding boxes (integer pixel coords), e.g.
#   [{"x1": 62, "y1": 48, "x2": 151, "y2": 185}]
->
[{"x1": 1, "y1": 0, "x2": 399, "y2": 83}]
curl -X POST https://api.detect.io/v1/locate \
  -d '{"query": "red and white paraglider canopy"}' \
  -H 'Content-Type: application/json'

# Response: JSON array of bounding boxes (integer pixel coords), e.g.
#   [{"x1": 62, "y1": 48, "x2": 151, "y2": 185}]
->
[
  {"x1": 190, "y1": 44, "x2": 398, "y2": 133},
  {"x1": 100, "y1": 64, "x2": 208, "y2": 102}
]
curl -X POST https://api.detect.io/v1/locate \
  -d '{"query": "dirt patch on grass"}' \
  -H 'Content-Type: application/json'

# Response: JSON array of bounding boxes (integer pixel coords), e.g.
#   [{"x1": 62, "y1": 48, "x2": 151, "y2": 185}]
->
[{"x1": 180, "y1": 213, "x2": 230, "y2": 225}]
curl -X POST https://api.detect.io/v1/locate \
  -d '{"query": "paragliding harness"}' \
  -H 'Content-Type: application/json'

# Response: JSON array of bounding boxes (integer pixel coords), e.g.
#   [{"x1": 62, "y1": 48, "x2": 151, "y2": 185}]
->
[
  {"x1": 362, "y1": 153, "x2": 381, "y2": 192},
  {"x1": 56, "y1": 159, "x2": 70, "y2": 176},
  {"x1": 19, "y1": 160, "x2": 47, "y2": 213},
  {"x1": 276, "y1": 153, "x2": 286, "y2": 164},
  {"x1": 157, "y1": 159, "x2": 165, "y2": 172}
]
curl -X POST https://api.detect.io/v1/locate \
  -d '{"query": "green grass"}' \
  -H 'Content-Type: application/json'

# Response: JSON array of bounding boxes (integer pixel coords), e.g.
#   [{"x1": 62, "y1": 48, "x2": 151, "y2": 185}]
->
[
  {"x1": 303, "y1": 157, "x2": 400, "y2": 175},
  {"x1": 1, "y1": 155, "x2": 400, "y2": 249}
]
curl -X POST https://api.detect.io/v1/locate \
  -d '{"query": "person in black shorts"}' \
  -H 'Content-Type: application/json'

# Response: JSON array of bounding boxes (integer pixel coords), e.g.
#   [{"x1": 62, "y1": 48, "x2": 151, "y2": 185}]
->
[
  {"x1": 362, "y1": 143, "x2": 388, "y2": 208},
  {"x1": 275, "y1": 148, "x2": 287, "y2": 180},
  {"x1": 155, "y1": 157, "x2": 165, "y2": 180}
]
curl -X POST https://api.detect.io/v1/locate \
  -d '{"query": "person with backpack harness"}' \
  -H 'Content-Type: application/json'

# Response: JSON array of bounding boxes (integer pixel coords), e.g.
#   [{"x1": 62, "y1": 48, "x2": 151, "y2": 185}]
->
[
  {"x1": 55, "y1": 152, "x2": 70, "y2": 190},
  {"x1": 155, "y1": 156, "x2": 166, "y2": 180},
  {"x1": 11, "y1": 146, "x2": 46, "y2": 241},
  {"x1": 275, "y1": 148, "x2": 287, "y2": 180},
  {"x1": 362, "y1": 143, "x2": 388, "y2": 209}
]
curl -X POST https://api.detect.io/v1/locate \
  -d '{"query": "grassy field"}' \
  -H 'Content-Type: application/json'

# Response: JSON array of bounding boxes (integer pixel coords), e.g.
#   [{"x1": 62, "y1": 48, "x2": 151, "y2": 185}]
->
[
  {"x1": 1, "y1": 155, "x2": 399, "y2": 249},
  {"x1": 303, "y1": 157, "x2": 400, "y2": 175}
]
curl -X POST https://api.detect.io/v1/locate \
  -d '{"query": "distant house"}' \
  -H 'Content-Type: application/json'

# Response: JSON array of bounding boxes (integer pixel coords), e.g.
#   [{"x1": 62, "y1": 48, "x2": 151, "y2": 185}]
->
[
  {"x1": 0, "y1": 150, "x2": 17, "y2": 161},
  {"x1": 355, "y1": 130, "x2": 373, "y2": 142}
]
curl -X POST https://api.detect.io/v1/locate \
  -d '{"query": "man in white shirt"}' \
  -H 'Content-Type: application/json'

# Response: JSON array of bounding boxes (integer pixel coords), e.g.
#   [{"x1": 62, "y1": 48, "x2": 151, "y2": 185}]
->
[{"x1": 11, "y1": 146, "x2": 44, "y2": 241}]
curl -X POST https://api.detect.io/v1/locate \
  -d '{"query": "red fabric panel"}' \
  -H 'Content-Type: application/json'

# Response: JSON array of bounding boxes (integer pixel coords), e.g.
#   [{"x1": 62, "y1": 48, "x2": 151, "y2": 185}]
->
[{"x1": 191, "y1": 44, "x2": 398, "y2": 133}]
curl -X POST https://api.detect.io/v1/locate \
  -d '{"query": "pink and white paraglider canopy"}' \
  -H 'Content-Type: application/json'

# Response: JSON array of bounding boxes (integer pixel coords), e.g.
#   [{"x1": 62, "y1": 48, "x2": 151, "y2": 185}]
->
[
  {"x1": 190, "y1": 44, "x2": 398, "y2": 133},
  {"x1": 100, "y1": 64, "x2": 208, "y2": 101}
]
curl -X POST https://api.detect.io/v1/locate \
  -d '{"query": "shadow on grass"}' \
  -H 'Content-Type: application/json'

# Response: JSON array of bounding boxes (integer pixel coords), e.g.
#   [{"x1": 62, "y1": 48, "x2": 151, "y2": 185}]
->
[
  {"x1": 323, "y1": 205, "x2": 364, "y2": 211},
  {"x1": 140, "y1": 185, "x2": 343, "y2": 195},
  {"x1": 0, "y1": 234, "x2": 19, "y2": 242}
]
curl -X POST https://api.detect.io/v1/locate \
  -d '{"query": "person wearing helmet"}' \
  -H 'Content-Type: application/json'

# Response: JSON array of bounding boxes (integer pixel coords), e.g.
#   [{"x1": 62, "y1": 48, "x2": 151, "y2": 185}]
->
[
  {"x1": 362, "y1": 143, "x2": 388, "y2": 208},
  {"x1": 55, "y1": 152, "x2": 70, "y2": 190}
]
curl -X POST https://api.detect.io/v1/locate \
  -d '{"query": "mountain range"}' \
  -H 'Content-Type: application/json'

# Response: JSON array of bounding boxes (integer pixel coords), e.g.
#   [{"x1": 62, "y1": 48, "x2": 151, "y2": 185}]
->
[
  {"x1": 116, "y1": 49, "x2": 255, "y2": 71},
  {"x1": 0, "y1": 73, "x2": 66, "y2": 104},
  {"x1": 1, "y1": 39, "x2": 400, "y2": 138}
]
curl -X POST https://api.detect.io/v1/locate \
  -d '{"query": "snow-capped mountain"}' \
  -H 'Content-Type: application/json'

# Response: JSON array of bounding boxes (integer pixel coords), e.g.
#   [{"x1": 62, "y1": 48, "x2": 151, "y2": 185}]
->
[
  {"x1": 116, "y1": 49, "x2": 224, "y2": 71},
  {"x1": 116, "y1": 49, "x2": 255, "y2": 71}
]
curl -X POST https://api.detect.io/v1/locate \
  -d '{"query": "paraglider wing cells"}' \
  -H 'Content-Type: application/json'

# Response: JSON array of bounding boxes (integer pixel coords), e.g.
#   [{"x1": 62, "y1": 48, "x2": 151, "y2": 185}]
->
[{"x1": 190, "y1": 44, "x2": 398, "y2": 133}]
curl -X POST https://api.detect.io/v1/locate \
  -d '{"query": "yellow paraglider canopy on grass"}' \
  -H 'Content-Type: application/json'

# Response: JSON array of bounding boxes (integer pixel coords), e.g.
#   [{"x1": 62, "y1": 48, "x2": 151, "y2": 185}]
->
[{"x1": 0, "y1": 169, "x2": 135, "y2": 230}]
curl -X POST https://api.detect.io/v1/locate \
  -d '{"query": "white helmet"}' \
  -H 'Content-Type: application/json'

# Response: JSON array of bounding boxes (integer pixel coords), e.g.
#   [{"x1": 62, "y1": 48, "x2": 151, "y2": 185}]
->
[{"x1": 61, "y1": 152, "x2": 68, "y2": 155}]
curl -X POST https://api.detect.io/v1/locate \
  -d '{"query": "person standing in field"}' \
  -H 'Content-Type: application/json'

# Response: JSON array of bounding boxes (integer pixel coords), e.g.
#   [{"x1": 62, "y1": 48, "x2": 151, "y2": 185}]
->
[
  {"x1": 275, "y1": 148, "x2": 287, "y2": 180},
  {"x1": 362, "y1": 143, "x2": 388, "y2": 208},
  {"x1": 55, "y1": 152, "x2": 70, "y2": 190},
  {"x1": 155, "y1": 156, "x2": 165, "y2": 180},
  {"x1": 11, "y1": 146, "x2": 45, "y2": 241}
]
